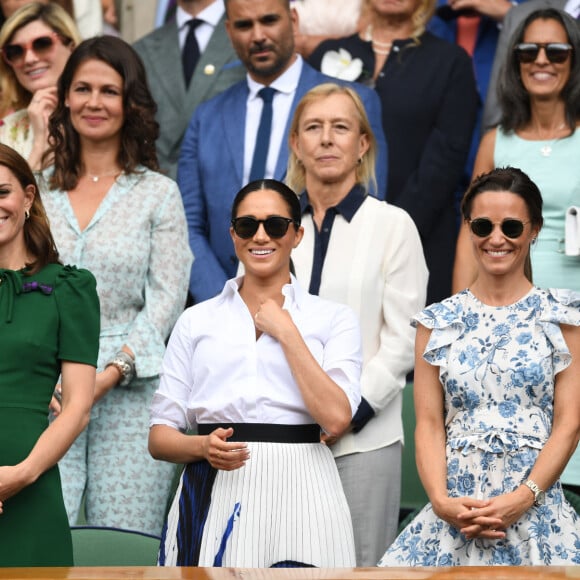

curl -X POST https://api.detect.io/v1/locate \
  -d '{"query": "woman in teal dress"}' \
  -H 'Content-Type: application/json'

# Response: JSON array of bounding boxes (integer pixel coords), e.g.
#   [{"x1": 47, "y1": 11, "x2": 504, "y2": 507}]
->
[
  {"x1": 453, "y1": 8, "x2": 580, "y2": 490},
  {"x1": 0, "y1": 144, "x2": 99, "y2": 566}
]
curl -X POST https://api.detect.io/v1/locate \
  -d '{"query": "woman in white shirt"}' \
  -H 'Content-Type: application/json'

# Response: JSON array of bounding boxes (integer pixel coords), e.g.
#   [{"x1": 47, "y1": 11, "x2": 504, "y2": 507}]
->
[
  {"x1": 287, "y1": 83, "x2": 429, "y2": 565},
  {"x1": 149, "y1": 178, "x2": 362, "y2": 568}
]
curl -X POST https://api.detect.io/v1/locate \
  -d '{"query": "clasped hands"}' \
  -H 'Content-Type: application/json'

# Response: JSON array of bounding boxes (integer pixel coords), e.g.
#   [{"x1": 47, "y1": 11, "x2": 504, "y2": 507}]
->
[{"x1": 434, "y1": 487, "x2": 534, "y2": 540}]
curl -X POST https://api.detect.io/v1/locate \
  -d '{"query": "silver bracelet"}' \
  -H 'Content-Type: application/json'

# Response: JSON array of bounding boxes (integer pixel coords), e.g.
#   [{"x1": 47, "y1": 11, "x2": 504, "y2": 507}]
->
[{"x1": 106, "y1": 350, "x2": 136, "y2": 387}]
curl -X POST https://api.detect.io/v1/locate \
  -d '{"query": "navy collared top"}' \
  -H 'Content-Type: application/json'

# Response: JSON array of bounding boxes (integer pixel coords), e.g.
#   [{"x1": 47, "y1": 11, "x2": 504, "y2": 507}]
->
[{"x1": 299, "y1": 184, "x2": 366, "y2": 296}]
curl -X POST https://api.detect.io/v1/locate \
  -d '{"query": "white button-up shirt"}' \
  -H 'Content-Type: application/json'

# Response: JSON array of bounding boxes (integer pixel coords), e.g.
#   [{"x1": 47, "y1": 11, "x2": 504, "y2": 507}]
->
[{"x1": 150, "y1": 276, "x2": 362, "y2": 431}]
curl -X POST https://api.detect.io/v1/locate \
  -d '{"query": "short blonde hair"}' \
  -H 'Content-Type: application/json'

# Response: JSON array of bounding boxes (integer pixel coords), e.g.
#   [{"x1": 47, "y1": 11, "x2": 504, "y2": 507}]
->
[
  {"x1": 286, "y1": 83, "x2": 377, "y2": 194},
  {"x1": 0, "y1": 2, "x2": 81, "y2": 116}
]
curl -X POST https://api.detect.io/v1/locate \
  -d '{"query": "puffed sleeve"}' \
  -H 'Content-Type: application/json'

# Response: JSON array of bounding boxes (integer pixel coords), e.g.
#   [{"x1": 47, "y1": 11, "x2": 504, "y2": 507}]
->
[
  {"x1": 54, "y1": 265, "x2": 100, "y2": 366},
  {"x1": 540, "y1": 289, "x2": 580, "y2": 375},
  {"x1": 413, "y1": 292, "x2": 467, "y2": 366}
]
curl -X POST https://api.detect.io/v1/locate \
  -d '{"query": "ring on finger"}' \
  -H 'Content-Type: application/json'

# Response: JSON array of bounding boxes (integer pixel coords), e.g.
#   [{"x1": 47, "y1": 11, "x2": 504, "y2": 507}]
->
[{"x1": 217, "y1": 451, "x2": 221, "y2": 459}]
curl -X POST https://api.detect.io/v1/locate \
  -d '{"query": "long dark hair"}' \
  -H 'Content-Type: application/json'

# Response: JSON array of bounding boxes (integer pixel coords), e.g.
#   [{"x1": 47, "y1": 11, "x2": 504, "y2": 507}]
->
[
  {"x1": 462, "y1": 167, "x2": 543, "y2": 283},
  {"x1": 0, "y1": 144, "x2": 60, "y2": 273},
  {"x1": 46, "y1": 36, "x2": 159, "y2": 191},
  {"x1": 498, "y1": 8, "x2": 580, "y2": 132}
]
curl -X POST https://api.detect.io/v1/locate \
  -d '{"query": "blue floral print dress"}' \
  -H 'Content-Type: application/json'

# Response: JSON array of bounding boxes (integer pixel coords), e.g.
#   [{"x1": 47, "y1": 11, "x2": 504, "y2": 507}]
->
[{"x1": 379, "y1": 287, "x2": 580, "y2": 566}]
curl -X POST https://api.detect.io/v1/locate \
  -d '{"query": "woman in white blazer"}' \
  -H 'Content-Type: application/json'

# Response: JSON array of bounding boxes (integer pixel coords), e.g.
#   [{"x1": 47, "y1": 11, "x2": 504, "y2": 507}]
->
[{"x1": 287, "y1": 82, "x2": 429, "y2": 566}]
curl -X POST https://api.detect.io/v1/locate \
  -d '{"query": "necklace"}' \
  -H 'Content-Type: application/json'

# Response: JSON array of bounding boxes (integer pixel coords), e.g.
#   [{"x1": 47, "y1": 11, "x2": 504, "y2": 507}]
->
[
  {"x1": 83, "y1": 170, "x2": 122, "y2": 183},
  {"x1": 533, "y1": 122, "x2": 566, "y2": 157},
  {"x1": 365, "y1": 24, "x2": 393, "y2": 56}
]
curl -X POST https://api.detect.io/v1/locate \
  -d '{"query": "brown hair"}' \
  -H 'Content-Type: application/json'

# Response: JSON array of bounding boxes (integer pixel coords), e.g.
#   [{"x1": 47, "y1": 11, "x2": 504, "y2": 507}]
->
[
  {"x1": 0, "y1": 144, "x2": 60, "y2": 272},
  {"x1": 0, "y1": 2, "x2": 80, "y2": 116},
  {"x1": 462, "y1": 167, "x2": 543, "y2": 283},
  {"x1": 46, "y1": 36, "x2": 160, "y2": 191}
]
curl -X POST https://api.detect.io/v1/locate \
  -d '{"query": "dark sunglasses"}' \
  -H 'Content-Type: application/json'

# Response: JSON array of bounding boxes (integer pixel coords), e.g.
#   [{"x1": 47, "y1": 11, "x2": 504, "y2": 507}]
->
[
  {"x1": 513, "y1": 42, "x2": 573, "y2": 64},
  {"x1": 469, "y1": 218, "x2": 530, "y2": 239},
  {"x1": 231, "y1": 216, "x2": 297, "y2": 239},
  {"x1": 2, "y1": 32, "x2": 61, "y2": 65}
]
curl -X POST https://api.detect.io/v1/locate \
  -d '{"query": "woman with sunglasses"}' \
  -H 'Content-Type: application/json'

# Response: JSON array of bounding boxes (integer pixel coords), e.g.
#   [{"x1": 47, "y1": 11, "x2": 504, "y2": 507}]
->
[
  {"x1": 380, "y1": 166, "x2": 580, "y2": 566},
  {"x1": 0, "y1": 3, "x2": 80, "y2": 170},
  {"x1": 286, "y1": 83, "x2": 428, "y2": 566},
  {"x1": 150, "y1": 178, "x2": 362, "y2": 568},
  {"x1": 38, "y1": 36, "x2": 192, "y2": 536},
  {"x1": 453, "y1": 8, "x2": 580, "y2": 493}
]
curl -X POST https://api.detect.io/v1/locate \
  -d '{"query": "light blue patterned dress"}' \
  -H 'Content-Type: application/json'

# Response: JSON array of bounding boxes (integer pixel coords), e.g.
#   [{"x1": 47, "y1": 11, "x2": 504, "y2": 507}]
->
[
  {"x1": 379, "y1": 287, "x2": 580, "y2": 566},
  {"x1": 40, "y1": 167, "x2": 192, "y2": 536}
]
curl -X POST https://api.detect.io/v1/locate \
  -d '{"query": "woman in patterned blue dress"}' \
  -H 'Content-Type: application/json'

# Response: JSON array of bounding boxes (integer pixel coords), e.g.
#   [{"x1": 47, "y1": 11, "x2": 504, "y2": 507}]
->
[{"x1": 380, "y1": 167, "x2": 580, "y2": 566}]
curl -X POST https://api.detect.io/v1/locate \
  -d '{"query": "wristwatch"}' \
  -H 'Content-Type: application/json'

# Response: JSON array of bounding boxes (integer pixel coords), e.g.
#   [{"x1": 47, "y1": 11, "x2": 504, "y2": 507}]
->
[
  {"x1": 524, "y1": 479, "x2": 545, "y2": 506},
  {"x1": 106, "y1": 351, "x2": 135, "y2": 387}
]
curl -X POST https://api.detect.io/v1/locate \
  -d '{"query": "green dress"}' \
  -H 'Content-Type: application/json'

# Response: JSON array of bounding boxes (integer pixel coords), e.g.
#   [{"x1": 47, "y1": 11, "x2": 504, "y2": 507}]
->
[{"x1": 0, "y1": 263, "x2": 99, "y2": 567}]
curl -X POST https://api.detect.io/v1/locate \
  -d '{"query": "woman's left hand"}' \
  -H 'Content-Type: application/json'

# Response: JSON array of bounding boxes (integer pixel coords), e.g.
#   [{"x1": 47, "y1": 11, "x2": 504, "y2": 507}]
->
[
  {"x1": 457, "y1": 486, "x2": 534, "y2": 539},
  {"x1": 254, "y1": 299, "x2": 294, "y2": 341}
]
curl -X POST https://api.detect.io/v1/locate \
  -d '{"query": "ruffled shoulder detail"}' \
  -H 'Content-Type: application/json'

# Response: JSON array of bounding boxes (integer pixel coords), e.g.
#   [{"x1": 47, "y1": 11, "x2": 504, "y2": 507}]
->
[
  {"x1": 538, "y1": 288, "x2": 580, "y2": 375},
  {"x1": 413, "y1": 290, "x2": 471, "y2": 365},
  {"x1": 54, "y1": 264, "x2": 97, "y2": 289}
]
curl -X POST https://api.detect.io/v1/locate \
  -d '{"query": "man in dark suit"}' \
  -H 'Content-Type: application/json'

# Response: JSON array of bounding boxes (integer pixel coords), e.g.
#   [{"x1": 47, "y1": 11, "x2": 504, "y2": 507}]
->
[
  {"x1": 482, "y1": 0, "x2": 572, "y2": 130},
  {"x1": 178, "y1": 0, "x2": 388, "y2": 303},
  {"x1": 134, "y1": 0, "x2": 246, "y2": 178}
]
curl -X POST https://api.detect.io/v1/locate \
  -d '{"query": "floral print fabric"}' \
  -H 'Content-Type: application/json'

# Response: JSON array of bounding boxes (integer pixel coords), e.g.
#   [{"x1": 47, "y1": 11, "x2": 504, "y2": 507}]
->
[{"x1": 379, "y1": 287, "x2": 580, "y2": 566}]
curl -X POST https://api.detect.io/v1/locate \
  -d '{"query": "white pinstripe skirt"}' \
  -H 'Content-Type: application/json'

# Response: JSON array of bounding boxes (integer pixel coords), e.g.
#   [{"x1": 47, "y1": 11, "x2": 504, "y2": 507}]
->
[{"x1": 159, "y1": 441, "x2": 356, "y2": 567}]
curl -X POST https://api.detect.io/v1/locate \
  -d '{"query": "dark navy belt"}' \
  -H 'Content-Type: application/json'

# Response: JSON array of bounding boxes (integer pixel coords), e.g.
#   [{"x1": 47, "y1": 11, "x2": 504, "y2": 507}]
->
[{"x1": 197, "y1": 423, "x2": 320, "y2": 443}]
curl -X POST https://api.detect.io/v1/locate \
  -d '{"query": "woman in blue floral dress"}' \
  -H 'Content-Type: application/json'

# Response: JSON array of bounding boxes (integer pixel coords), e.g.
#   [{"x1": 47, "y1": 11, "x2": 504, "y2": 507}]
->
[{"x1": 380, "y1": 167, "x2": 580, "y2": 566}]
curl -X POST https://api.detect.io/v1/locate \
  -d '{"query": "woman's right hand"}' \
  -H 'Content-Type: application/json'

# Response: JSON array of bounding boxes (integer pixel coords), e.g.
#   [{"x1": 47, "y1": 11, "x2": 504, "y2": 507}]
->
[
  {"x1": 203, "y1": 427, "x2": 250, "y2": 471},
  {"x1": 27, "y1": 87, "x2": 58, "y2": 137},
  {"x1": 27, "y1": 86, "x2": 58, "y2": 169},
  {"x1": 432, "y1": 496, "x2": 504, "y2": 540}
]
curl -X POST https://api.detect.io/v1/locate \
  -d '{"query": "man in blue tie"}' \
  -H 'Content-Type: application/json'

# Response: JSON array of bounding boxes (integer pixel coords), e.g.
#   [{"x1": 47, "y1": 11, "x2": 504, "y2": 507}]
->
[
  {"x1": 178, "y1": 0, "x2": 388, "y2": 303},
  {"x1": 134, "y1": 0, "x2": 246, "y2": 179}
]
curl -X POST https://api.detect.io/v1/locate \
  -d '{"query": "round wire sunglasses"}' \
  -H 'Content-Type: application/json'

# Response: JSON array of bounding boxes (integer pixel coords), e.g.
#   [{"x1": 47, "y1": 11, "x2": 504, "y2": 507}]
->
[{"x1": 469, "y1": 218, "x2": 530, "y2": 239}]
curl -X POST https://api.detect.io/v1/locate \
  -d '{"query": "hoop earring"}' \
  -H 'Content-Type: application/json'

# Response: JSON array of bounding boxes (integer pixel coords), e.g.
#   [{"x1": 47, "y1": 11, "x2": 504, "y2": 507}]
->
[{"x1": 25, "y1": 209, "x2": 30, "y2": 220}]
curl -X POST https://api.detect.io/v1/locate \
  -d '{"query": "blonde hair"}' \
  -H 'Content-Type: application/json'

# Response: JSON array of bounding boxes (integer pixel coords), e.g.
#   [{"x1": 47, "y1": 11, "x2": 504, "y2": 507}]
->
[
  {"x1": 286, "y1": 83, "x2": 377, "y2": 194},
  {"x1": 0, "y1": 2, "x2": 81, "y2": 117},
  {"x1": 363, "y1": 0, "x2": 436, "y2": 42}
]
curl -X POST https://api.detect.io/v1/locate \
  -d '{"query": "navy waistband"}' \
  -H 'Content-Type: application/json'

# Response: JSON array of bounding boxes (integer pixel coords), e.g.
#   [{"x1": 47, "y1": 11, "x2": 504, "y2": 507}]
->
[{"x1": 197, "y1": 423, "x2": 321, "y2": 443}]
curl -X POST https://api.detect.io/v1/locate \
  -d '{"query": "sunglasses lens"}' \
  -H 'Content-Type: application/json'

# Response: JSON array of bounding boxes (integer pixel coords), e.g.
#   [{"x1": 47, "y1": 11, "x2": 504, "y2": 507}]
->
[
  {"x1": 501, "y1": 219, "x2": 525, "y2": 238},
  {"x1": 515, "y1": 44, "x2": 538, "y2": 63},
  {"x1": 264, "y1": 217, "x2": 291, "y2": 238},
  {"x1": 3, "y1": 44, "x2": 24, "y2": 62},
  {"x1": 545, "y1": 44, "x2": 572, "y2": 63},
  {"x1": 470, "y1": 218, "x2": 493, "y2": 237},
  {"x1": 32, "y1": 36, "x2": 55, "y2": 53},
  {"x1": 233, "y1": 217, "x2": 258, "y2": 238}
]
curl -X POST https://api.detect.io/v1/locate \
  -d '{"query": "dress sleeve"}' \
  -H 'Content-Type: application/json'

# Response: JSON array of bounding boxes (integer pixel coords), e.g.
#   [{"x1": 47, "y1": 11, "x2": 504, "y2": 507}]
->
[
  {"x1": 412, "y1": 293, "x2": 466, "y2": 366},
  {"x1": 54, "y1": 265, "x2": 100, "y2": 367},
  {"x1": 125, "y1": 177, "x2": 193, "y2": 378},
  {"x1": 540, "y1": 289, "x2": 580, "y2": 375}
]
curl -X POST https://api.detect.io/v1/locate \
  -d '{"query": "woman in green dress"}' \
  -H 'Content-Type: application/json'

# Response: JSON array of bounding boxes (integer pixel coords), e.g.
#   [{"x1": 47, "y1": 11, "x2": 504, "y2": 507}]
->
[{"x1": 0, "y1": 143, "x2": 99, "y2": 567}]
